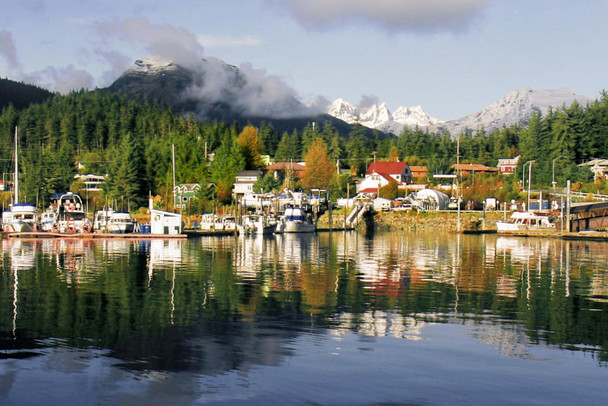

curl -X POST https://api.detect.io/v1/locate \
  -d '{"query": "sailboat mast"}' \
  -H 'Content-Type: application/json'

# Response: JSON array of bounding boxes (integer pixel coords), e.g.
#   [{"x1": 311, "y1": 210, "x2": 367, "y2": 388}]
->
[{"x1": 14, "y1": 126, "x2": 18, "y2": 205}]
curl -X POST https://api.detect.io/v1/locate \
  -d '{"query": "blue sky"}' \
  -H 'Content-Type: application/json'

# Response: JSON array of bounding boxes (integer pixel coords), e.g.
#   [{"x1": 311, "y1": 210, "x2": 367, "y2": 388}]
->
[{"x1": 1, "y1": 0, "x2": 607, "y2": 120}]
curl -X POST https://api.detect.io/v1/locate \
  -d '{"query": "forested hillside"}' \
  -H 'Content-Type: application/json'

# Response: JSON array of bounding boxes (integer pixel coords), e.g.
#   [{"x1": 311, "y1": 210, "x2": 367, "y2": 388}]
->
[
  {"x1": 1, "y1": 86, "x2": 607, "y2": 211},
  {"x1": 0, "y1": 78, "x2": 54, "y2": 111}
]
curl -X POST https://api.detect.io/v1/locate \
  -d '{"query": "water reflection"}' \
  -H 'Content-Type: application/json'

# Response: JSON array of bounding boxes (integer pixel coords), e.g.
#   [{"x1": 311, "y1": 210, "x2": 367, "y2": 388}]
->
[{"x1": 1, "y1": 232, "x2": 608, "y2": 402}]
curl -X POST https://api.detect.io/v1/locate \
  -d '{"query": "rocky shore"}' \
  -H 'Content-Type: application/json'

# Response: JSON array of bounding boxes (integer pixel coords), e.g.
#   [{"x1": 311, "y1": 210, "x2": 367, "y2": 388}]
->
[{"x1": 317, "y1": 210, "x2": 505, "y2": 232}]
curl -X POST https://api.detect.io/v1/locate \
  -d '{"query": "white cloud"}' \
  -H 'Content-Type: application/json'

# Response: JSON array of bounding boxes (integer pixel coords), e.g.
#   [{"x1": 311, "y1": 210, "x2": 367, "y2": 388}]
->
[
  {"x1": 41, "y1": 65, "x2": 94, "y2": 94},
  {"x1": 272, "y1": 0, "x2": 489, "y2": 34},
  {"x1": 94, "y1": 17, "x2": 205, "y2": 70}
]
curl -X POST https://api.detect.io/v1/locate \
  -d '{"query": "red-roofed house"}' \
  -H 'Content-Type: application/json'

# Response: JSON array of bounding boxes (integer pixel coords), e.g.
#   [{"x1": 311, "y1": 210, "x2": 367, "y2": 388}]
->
[{"x1": 357, "y1": 161, "x2": 413, "y2": 194}]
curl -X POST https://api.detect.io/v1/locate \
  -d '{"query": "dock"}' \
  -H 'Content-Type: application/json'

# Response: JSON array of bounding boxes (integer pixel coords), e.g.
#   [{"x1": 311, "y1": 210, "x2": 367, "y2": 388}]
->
[{"x1": 3, "y1": 231, "x2": 188, "y2": 239}]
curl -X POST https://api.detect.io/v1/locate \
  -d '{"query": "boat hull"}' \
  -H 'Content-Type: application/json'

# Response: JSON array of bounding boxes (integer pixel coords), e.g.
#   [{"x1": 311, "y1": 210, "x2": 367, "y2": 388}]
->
[{"x1": 283, "y1": 221, "x2": 315, "y2": 233}]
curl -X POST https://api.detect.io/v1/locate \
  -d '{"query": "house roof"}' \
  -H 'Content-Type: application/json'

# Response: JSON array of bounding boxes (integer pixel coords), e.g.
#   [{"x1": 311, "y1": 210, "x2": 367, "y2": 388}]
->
[
  {"x1": 410, "y1": 166, "x2": 428, "y2": 176},
  {"x1": 366, "y1": 161, "x2": 408, "y2": 175},
  {"x1": 579, "y1": 158, "x2": 608, "y2": 167},
  {"x1": 236, "y1": 170, "x2": 262, "y2": 177},
  {"x1": 266, "y1": 162, "x2": 306, "y2": 171},
  {"x1": 452, "y1": 163, "x2": 499, "y2": 173}
]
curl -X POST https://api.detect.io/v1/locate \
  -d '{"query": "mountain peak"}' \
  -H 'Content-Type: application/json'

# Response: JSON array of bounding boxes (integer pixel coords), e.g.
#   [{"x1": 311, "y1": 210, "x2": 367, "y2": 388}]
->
[
  {"x1": 431, "y1": 87, "x2": 591, "y2": 135},
  {"x1": 326, "y1": 98, "x2": 441, "y2": 133}
]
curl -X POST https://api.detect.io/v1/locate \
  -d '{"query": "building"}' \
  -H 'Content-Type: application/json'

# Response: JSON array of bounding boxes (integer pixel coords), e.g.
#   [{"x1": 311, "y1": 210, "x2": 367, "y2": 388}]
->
[
  {"x1": 357, "y1": 161, "x2": 413, "y2": 195},
  {"x1": 149, "y1": 197, "x2": 183, "y2": 235},
  {"x1": 452, "y1": 163, "x2": 500, "y2": 177},
  {"x1": 174, "y1": 183, "x2": 200, "y2": 210},
  {"x1": 497, "y1": 156, "x2": 520, "y2": 175},
  {"x1": 74, "y1": 174, "x2": 107, "y2": 191},
  {"x1": 579, "y1": 158, "x2": 608, "y2": 181},
  {"x1": 232, "y1": 170, "x2": 262, "y2": 200},
  {"x1": 409, "y1": 165, "x2": 428, "y2": 181},
  {"x1": 265, "y1": 162, "x2": 306, "y2": 180}
]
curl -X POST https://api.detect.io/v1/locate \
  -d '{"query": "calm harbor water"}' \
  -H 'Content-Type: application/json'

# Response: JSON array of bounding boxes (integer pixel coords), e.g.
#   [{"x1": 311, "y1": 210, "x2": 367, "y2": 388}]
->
[{"x1": 1, "y1": 231, "x2": 607, "y2": 405}]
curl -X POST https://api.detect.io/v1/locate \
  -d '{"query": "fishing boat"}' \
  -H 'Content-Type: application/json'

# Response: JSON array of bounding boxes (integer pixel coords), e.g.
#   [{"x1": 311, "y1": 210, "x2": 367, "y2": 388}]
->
[
  {"x1": 3, "y1": 127, "x2": 39, "y2": 233},
  {"x1": 282, "y1": 205, "x2": 315, "y2": 233},
  {"x1": 93, "y1": 208, "x2": 136, "y2": 233},
  {"x1": 496, "y1": 211, "x2": 555, "y2": 232}
]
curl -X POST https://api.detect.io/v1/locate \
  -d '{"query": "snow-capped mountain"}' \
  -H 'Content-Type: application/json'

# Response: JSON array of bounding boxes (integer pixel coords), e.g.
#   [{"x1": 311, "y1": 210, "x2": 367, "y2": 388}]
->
[
  {"x1": 108, "y1": 56, "x2": 313, "y2": 120},
  {"x1": 326, "y1": 99, "x2": 441, "y2": 134},
  {"x1": 431, "y1": 87, "x2": 592, "y2": 135}
]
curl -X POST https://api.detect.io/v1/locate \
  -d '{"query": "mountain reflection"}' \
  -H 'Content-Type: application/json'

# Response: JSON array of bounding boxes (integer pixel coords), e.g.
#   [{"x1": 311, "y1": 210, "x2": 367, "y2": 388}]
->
[{"x1": 1, "y1": 232, "x2": 607, "y2": 375}]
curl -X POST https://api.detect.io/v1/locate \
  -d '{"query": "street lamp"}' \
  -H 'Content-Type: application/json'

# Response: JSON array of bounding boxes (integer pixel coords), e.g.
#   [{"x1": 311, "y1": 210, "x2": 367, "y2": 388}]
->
[{"x1": 552, "y1": 155, "x2": 567, "y2": 192}]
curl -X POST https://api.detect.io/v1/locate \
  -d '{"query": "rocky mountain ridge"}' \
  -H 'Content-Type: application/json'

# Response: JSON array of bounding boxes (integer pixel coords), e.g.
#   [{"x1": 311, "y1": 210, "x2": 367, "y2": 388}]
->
[{"x1": 327, "y1": 88, "x2": 592, "y2": 135}]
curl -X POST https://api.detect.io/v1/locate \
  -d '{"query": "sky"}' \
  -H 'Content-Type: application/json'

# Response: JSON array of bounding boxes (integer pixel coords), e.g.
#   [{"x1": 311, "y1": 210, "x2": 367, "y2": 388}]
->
[{"x1": 1, "y1": 0, "x2": 607, "y2": 121}]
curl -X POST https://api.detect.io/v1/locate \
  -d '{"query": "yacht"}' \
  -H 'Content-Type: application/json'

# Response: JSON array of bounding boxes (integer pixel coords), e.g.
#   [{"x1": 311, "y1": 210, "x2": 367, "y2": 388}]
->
[
  {"x1": 94, "y1": 208, "x2": 136, "y2": 233},
  {"x1": 282, "y1": 206, "x2": 315, "y2": 233},
  {"x1": 47, "y1": 192, "x2": 92, "y2": 233}
]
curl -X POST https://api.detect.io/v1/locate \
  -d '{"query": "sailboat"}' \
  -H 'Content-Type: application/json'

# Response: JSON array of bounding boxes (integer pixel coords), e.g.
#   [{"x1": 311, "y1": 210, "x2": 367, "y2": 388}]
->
[{"x1": 1, "y1": 127, "x2": 39, "y2": 233}]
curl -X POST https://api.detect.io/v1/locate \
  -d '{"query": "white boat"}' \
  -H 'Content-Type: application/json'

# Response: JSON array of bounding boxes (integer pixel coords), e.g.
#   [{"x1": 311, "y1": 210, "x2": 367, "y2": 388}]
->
[
  {"x1": 2, "y1": 128, "x2": 40, "y2": 233},
  {"x1": 3, "y1": 203, "x2": 39, "y2": 233},
  {"x1": 94, "y1": 208, "x2": 136, "y2": 233},
  {"x1": 222, "y1": 215, "x2": 237, "y2": 232},
  {"x1": 496, "y1": 211, "x2": 555, "y2": 232},
  {"x1": 238, "y1": 214, "x2": 276, "y2": 235},
  {"x1": 282, "y1": 206, "x2": 315, "y2": 233},
  {"x1": 48, "y1": 192, "x2": 92, "y2": 233}
]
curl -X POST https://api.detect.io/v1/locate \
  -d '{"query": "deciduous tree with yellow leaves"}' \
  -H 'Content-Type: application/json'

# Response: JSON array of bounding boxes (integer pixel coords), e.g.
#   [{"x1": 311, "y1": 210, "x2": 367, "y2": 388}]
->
[{"x1": 302, "y1": 138, "x2": 335, "y2": 189}]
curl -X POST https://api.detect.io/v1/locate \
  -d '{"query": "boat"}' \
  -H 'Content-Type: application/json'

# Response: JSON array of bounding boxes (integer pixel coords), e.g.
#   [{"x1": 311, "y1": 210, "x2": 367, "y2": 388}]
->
[
  {"x1": 238, "y1": 214, "x2": 276, "y2": 235},
  {"x1": 3, "y1": 203, "x2": 39, "y2": 233},
  {"x1": 2, "y1": 127, "x2": 39, "y2": 233},
  {"x1": 93, "y1": 208, "x2": 136, "y2": 233},
  {"x1": 47, "y1": 192, "x2": 92, "y2": 233},
  {"x1": 282, "y1": 205, "x2": 315, "y2": 233},
  {"x1": 496, "y1": 211, "x2": 555, "y2": 232}
]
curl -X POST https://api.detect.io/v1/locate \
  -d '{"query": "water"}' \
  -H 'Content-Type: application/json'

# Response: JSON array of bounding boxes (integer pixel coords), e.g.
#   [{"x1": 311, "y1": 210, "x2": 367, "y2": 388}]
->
[{"x1": 1, "y1": 232, "x2": 607, "y2": 405}]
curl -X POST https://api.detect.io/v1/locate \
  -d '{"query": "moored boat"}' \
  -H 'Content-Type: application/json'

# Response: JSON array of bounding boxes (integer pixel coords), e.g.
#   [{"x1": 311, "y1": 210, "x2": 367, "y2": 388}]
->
[
  {"x1": 94, "y1": 208, "x2": 136, "y2": 233},
  {"x1": 3, "y1": 203, "x2": 39, "y2": 233},
  {"x1": 3, "y1": 127, "x2": 40, "y2": 233},
  {"x1": 48, "y1": 192, "x2": 92, "y2": 233},
  {"x1": 238, "y1": 214, "x2": 276, "y2": 235},
  {"x1": 496, "y1": 211, "x2": 555, "y2": 232},
  {"x1": 282, "y1": 205, "x2": 315, "y2": 233}
]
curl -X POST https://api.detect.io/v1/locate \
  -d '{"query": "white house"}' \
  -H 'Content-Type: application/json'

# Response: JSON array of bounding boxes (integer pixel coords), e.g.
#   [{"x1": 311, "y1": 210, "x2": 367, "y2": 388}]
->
[
  {"x1": 232, "y1": 170, "x2": 262, "y2": 200},
  {"x1": 497, "y1": 156, "x2": 520, "y2": 175},
  {"x1": 74, "y1": 174, "x2": 107, "y2": 191}
]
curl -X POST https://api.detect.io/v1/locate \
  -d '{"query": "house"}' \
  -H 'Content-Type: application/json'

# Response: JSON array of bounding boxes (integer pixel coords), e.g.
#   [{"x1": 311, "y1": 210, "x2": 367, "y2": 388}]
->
[
  {"x1": 174, "y1": 183, "x2": 200, "y2": 210},
  {"x1": 579, "y1": 158, "x2": 608, "y2": 181},
  {"x1": 410, "y1": 165, "x2": 428, "y2": 181},
  {"x1": 232, "y1": 170, "x2": 262, "y2": 200},
  {"x1": 74, "y1": 174, "x2": 107, "y2": 191},
  {"x1": 357, "y1": 161, "x2": 412, "y2": 195},
  {"x1": 497, "y1": 156, "x2": 520, "y2": 175},
  {"x1": 452, "y1": 163, "x2": 499, "y2": 177},
  {"x1": 265, "y1": 162, "x2": 306, "y2": 180}
]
